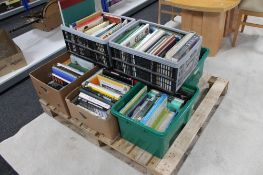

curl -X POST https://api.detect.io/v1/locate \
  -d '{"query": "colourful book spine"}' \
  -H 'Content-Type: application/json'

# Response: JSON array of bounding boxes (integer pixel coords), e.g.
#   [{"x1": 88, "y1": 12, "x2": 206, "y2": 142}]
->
[
  {"x1": 52, "y1": 67, "x2": 77, "y2": 82},
  {"x1": 140, "y1": 94, "x2": 168, "y2": 125}
]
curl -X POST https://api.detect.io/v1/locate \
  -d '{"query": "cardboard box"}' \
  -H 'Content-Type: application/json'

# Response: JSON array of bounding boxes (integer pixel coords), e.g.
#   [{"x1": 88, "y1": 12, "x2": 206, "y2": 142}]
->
[
  {"x1": 30, "y1": 52, "x2": 99, "y2": 116},
  {"x1": 66, "y1": 87, "x2": 119, "y2": 140},
  {"x1": 0, "y1": 29, "x2": 27, "y2": 76}
]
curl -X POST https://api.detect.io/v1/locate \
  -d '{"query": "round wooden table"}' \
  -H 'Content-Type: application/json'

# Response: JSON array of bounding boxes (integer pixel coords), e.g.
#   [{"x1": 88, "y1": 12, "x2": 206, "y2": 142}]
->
[{"x1": 159, "y1": 0, "x2": 241, "y2": 56}]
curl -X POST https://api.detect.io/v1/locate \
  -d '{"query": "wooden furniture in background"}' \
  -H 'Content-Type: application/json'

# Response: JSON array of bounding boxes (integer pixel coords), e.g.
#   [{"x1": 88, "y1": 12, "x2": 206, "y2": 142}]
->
[
  {"x1": 232, "y1": 0, "x2": 263, "y2": 47},
  {"x1": 158, "y1": 0, "x2": 241, "y2": 56}
]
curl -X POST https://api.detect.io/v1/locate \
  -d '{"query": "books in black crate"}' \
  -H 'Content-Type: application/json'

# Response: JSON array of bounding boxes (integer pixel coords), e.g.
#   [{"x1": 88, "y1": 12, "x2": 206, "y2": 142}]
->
[{"x1": 110, "y1": 20, "x2": 202, "y2": 94}]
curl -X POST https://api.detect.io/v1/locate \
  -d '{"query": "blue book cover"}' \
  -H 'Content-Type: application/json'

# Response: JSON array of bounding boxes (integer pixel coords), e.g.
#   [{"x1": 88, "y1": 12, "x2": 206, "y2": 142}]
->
[
  {"x1": 140, "y1": 94, "x2": 168, "y2": 125},
  {"x1": 52, "y1": 66, "x2": 77, "y2": 83}
]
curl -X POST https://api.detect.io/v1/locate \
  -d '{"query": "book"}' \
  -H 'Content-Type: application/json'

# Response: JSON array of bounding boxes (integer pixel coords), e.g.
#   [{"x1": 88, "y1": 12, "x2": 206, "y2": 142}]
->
[
  {"x1": 80, "y1": 87, "x2": 113, "y2": 106},
  {"x1": 73, "y1": 11, "x2": 101, "y2": 29},
  {"x1": 171, "y1": 34, "x2": 200, "y2": 62},
  {"x1": 57, "y1": 63, "x2": 84, "y2": 76},
  {"x1": 120, "y1": 86, "x2": 147, "y2": 115},
  {"x1": 156, "y1": 111, "x2": 176, "y2": 132},
  {"x1": 52, "y1": 66, "x2": 77, "y2": 82},
  {"x1": 102, "y1": 69, "x2": 134, "y2": 86},
  {"x1": 82, "y1": 86, "x2": 117, "y2": 103},
  {"x1": 138, "y1": 29, "x2": 166, "y2": 52},
  {"x1": 76, "y1": 16, "x2": 103, "y2": 32},
  {"x1": 70, "y1": 54, "x2": 94, "y2": 70},
  {"x1": 155, "y1": 35, "x2": 177, "y2": 57},
  {"x1": 115, "y1": 26, "x2": 141, "y2": 44},
  {"x1": 165, "y1": 32, "x2": 195, "y2": 59},
  {"x1": 79, "y1": 92, "x2": 111, "y2": 110},
  {"x1": 126, "y1": 93, "x2": 148, "y2": 117},
  {"x1": 85, "y1": 82, "x2": 121, "y2": 101},
  {"x1": 134, "y1": 29, "x2": 157, "y2": 49},
  {"x1": 149, "y1": 36, "x2": 169, "y2": 55},
  {"x1": 140, "y1": 94, "x2": 168, "y2": 125},
  {"x1": 100, "y1": 23, "x2": 122, "y2": 39},
  {"x1": 91, "y1": 23, "x2": 116, "y2": 37},
  {"x1": 97, "y1": 74, "x2": 130, "y2": 95},
  {"x1": 51, "y1": 73, "x2": 71, "y2": 84},
  {"x1": 103, "y1": 13, "x2": 121, "y2": 24},
  {"x1": 146, "y1": 35, "x2": 167, "y2": 54},
  {"x1": 68, "y1": 63, "x2": 89, "y2": 73},
  {"x1": 151, "y1": 108, "x2": 169, "y2": 129},
  {"x1": 84, "y1": 21, "x2": 110, "y2": 35},
  {"x1": 48, "y1": 80, "x2": 64, "y2": 90},
  {"x1": 121, "y1": 24, "x2": 150, "y2": 48},
  {"x1": 76, "y1": 97, "x2": 108, "y2": 119}
]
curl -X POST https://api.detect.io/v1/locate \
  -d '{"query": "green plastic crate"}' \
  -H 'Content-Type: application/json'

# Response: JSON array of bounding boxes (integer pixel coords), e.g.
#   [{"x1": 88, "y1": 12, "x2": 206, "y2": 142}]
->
[
  {"x1": 184, "y1": 48, "x2": 209, "y2": 87},
  {"x1": 111, "y1": 83, "x2": 200, "y2": 158}
]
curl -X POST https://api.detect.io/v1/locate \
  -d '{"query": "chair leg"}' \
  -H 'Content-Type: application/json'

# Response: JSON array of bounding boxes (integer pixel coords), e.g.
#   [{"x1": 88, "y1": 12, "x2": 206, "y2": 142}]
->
[
  {"x1": 232, "y1": 12, "x2": 244, "y2": 47},
  {"x1": 240, "y1": 15, "x2": 247, "y2": 32},
  {"x1": 158, "y1": 1, "x2": 162, "y2": 24}
]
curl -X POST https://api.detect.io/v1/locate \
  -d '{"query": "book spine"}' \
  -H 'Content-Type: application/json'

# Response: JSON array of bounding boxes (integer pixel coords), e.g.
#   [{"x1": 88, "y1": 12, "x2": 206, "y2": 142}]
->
[
  {"x1": 140, "y1": 94, "x2": 167, "y2": 125},
  {"x1": 52, "y1": 67, "x2": 77, "y2": 82},
  {"x1": 79, "y1": 92, "x2": 111, "y2": 110},
  {"x1": 86, "y1": 83, "x2": 121, "y2": 101}
]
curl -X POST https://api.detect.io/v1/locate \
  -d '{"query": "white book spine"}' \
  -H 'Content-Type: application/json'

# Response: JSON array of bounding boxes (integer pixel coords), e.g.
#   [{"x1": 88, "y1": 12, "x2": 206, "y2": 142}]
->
[
  {"x1": 51, "y1": 73, "x2": 71, "y2": 84},
  {"x1": 121, "y1": 24, "x2": 150, "y2": 48},
  {"x1": 85, "y1": 21, "x2": 110, "y2": 35},
  {"x1": 138, "y1": 29, "x2": 166, "y2": 52},
  {"x1": 91, "y1": 23, "x2": 116, "y2": 37},
  {"x1": 165, "y1": 32, "x2": 195, "y2": 59},
  {"x1": 79, "y1": 92, "x2": 111, "y2": 110},
  {"x1": 57, "y1": 63, "x2": 84, "y2": 75},
  {"x1": 70, "y1": 54, "x2": 94, "y2": 70}
]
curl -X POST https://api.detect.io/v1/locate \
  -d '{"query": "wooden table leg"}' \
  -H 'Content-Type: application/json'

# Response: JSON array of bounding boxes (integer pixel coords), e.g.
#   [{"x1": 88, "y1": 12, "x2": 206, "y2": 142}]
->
[
  {"x1": 181, "y1": 10, "x2": 226, "y2": 56},
  {"x1": 224, "y1": 7, "x2": 239, "y2": 36}
]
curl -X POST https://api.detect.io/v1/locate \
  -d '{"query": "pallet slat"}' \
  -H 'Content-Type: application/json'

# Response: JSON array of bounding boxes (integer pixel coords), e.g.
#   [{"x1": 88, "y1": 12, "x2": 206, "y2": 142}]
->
[{"x1": 154, "y1": 78, "x2": 228, "y2": 175}]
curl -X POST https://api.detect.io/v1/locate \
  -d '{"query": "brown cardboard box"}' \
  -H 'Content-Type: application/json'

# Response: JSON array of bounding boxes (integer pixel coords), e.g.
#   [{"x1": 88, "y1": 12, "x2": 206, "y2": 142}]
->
[
  {"x1": 30, "y1": 52, "x2": 99, "y2": 116},
  {"x1": 0, "y1": 29, "x2": 27, "y2": 76},
  {"x1": 66, "y1": 87, "x2": 120, "y2": 140}
]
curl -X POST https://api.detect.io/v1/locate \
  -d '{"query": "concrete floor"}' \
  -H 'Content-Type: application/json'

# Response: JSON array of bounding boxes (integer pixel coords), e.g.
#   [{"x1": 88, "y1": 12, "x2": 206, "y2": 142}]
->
[{"x1": 0, "y1": 16, "x2": 263, "y2": 175}]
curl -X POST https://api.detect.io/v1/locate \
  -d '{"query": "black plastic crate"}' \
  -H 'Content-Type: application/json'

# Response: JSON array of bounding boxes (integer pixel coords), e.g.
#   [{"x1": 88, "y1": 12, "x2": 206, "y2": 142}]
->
[
  {"x1": 61, "y1": 12, "x2": 135, "y2": 68},
  {"x1": 109, "y1": 20, "x2": 202, "y2": 95}
]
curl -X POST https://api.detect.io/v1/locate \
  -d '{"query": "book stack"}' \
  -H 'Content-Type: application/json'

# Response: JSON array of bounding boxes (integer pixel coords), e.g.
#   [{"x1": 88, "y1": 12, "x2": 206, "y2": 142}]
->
[
  {"x1": 70, "y1": 11, "x2": 128, "y2": 40},
  {"x1": 73, "y1": 69, "x2": 134, "y2": 120},
  {"x1": 48, "y1": 55, "x2": 94, "y2": 90},
  {"x1": 119, "y1": 85, "x2": 193, "y2": 132},
  {"x1": 114, "y1": 23, "x2": 200, "y2": 62}
]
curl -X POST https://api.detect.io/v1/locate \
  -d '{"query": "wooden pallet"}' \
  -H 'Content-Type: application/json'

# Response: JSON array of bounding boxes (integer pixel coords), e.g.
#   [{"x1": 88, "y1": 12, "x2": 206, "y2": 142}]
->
[{"x1": 40, "y1": 74, "x2": 228, "y2": 175}]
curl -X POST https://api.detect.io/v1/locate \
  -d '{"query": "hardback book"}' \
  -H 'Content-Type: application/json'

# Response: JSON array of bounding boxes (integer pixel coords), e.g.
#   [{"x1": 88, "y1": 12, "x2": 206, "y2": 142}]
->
[
  {"x1": 85, "y1": 82, "x2": 122, "y2": 101},
  {"x1": 79, "y1": 92, "x2": 111, "y2": 110},
  {"x1": 97, "y1": 74, "x2": 130, "y2": 95},
  {"x1": 165, "y1": 32, "x2": 195, "y2": 59},
  {"x1": 138, "y1": 29, "x2": 166, "y2": 52},
  {"x1": 76, "y1": 16, "x2": 103, "y2": 32},
  {"x1": 115, "y1": 26, "x2": 140, "y2": 44},
  {"x1": 92, "y1": 23, "x2": 116, "y2": 37},
  {"x1": 120, "y1": 86, "x2": 147, "y2": 115},
  {"x1": 121, "y1": 24, "x2": 150, "y2": 48},
  {"x1": 84, "y1": 21, "x2": 110, "y2": 35},
  {"x1": 140, "y1": 94, "x2": 168, "y2": 125}
]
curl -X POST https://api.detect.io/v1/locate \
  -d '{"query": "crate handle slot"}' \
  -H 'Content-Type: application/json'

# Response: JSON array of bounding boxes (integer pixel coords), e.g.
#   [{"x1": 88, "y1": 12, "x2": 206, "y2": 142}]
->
[
  {"x1": 40, "y1": 86, "x2": 48, "y2": 93},
  {"x1": 79, "y1": 112, "x2": 87, "y2": 119}
]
